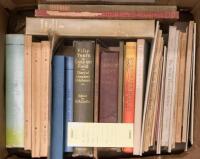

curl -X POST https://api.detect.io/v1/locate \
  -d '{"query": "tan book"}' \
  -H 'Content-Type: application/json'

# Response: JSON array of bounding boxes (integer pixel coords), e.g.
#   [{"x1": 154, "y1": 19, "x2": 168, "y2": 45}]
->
[
  {"x1": 140, "y1": 21, "x2": 159, "y2": 155},
  {"x1": 31, "y1": 42, "x2": 42, "y2": 158},
  {"x1": 24, "y1": 35, "x2": 32, "y2": 150},
  {"x1": 40, "y1": 41, "x2": 51, "y2": 157},
  {"x1": 175, "y1": 32, "x2": 187, "y2": 143},
  {"x1": 26, "y1": 18, "x2": 155, "y2": 38},
  {"x1": 182, "y1": 21, "x2": 194, "y2": 143}
]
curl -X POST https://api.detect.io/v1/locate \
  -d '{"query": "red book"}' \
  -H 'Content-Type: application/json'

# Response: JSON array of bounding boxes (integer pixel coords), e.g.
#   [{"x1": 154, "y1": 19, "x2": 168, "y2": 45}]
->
[
  {"x1": 35, "y1": 9, "x2": 179, "y2": 20},
  {"x1": 123, "y1": 42, "x2": 137, "y2": 153}
]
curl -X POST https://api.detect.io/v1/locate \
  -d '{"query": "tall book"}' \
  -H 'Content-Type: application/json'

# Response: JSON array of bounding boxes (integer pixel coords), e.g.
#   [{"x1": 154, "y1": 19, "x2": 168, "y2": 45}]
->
[
  {"x1": 99, "y1": 51, "x2": 119, "y2": 122},
  {"x1": 40, "y1": 41, "x2": 51, "y2": 157},
  {"x1": 50, "y1": 55, "x2": 65, "y2": 159},
  {"x1": 65, "y1": 56, "x2": 74, "y2": 152},
  {"x1": 134, "y1": 39, "x2": 148, "y2": 155},
  {"x1": 73, "y1": 41, "x2": 95, "y2": 157},
  {"x1": 123, "y1": 42, "x2": 137, "y2": 153},
  {"x1": 6, "y1": 34, "x2": 24, "y2": 148},
  {"x1": 24, "y1": 35, "x2": 32, "y2": 150},
  {"x1": 31, "y1": 42, "x2": 42, "y2": 158}
]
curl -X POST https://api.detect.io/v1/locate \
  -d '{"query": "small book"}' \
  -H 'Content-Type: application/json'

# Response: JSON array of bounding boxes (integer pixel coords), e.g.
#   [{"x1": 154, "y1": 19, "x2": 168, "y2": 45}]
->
[{"x1": 6, "y1": 34, "x2": 24, "y2": 148}]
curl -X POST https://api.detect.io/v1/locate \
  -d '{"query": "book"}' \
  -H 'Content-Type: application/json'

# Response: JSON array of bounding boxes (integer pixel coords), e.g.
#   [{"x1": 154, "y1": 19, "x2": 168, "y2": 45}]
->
[
  {"x1": 26, "y1": 18, "x2": 155, "y2": 38},
  {"x1": 73, "y1": 41, "x2": 95, "y2": 157},
  {"x1": 39, "y1": 0, "x2": 156, "y2": 4},
  {"x1": 134, "y1": 39, "x2": 148, "y2": 155},
  {"x1": 64, "y1": 56, "x2": 74, "y2": 152},
  {"x1": 35, "y1": 9, "x2": 179, "y2": 20},
  {"x1": 6, "y1": 34, "x2": 24, "y2": 148},
  {"x1": 123, "y1": 42, "x2": 137, "y2": 153},
  {"x1": 99, "y1": 51, "x2": 119, "y2": 123},
  {"x1": 31, "y1": 42, "x2": 42, "y2": 158},
  {"x1": 24, "y1": 35, "x2": 32, "y2": 150},
  {"x1": 40, "y1": 41, "x2": 51, "y2": 157},
  {"x1": 38, "y1": 4, "x2": 177, "y2": 12},
  {"x1": 50, "y1": 55, "x2": 65, "y2": 159}
]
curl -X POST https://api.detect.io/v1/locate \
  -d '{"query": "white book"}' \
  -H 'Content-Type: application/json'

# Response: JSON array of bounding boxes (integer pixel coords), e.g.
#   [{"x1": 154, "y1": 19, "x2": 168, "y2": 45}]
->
[{"x1": 134, "y1": 39, "x2": 148, "y2": 155}]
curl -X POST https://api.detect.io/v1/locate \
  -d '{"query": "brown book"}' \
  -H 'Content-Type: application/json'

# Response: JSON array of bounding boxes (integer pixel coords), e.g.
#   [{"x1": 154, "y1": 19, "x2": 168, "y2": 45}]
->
[
  {"x1": 38, "y1": 4, "x2": 177, "y2": 12},
  {"x1": 99, "y1": 51, "x2": 119, "y2": 122},
  {"x1": 40, "y1": 41, "x2": 51, "y2": 157},
  {"x1": 26, "y1": 18, "x2": 155, "y2": 38},
  {"x1": 24, "y1": 35, "x2": 32, "y2": 151},
  {"x1": 73, "y1": 41, "x2": 95, "y2": 157},
  {"x1": 31, "y1": 42, "x2": 42, "y2": 158}
]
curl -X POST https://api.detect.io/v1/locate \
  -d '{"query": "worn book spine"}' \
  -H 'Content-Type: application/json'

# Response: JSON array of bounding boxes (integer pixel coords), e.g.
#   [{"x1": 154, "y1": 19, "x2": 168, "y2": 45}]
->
[
  {"x1": 50, "y1": 55, "x2": 65, "y2": 159},
  {"x1": 26, "y1": 18, "x2": 155, "y2": 38},
  {"x1": 134, "y1": 39, "x2": 147, "y2": 155},
  {"x1": 99, "y1": 51, "x2": 119, "y2": 122},
  {"x1": 31, "y1": 42, "x2": 42, "y2": 158},
  {"x1": 24, "y1": 35, "x2": 32, "y2": 150},
  {"x1": 73, "y1": 41, "x2": 95, "y2": 157},
  {"x1": 35, "y1": 9, "x2": 179, "y2": 20},
  {"x1": 123, "y1": 42, "x2": 137, "y2": 153},
  {"x1": 40, "y1": 41, "x2": 51, "y2": 157},
  {"x1": 38, "y1": 4, "x2": 177, "y2": 12},
  {"x1": 64, "y1": 56, "x2": 74, "y2": 152},
  {"x1": 6, "y1": 34, "x2": 24, "y2": 148}
]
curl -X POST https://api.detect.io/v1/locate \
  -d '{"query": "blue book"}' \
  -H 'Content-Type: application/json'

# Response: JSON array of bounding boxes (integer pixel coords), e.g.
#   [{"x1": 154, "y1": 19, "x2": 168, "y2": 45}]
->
[
  {"x1": 64, "y1": 56, "x2": 74, "y2": 152},
  {"x1": 50, "y1": 55, "x2": 65, "y2": 159},
  {"x1": 6, "y1": 34, "x2": 24, "y2": 148}
]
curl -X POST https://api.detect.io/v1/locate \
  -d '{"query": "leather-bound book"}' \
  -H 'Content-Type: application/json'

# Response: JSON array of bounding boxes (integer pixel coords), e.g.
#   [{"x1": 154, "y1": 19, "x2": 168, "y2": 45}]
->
[
  {"x1": 73, "y1": 41, "x2": 95, "y2": 157},
  {"x1": 99, "y1": 51, "x2": 119, "y2": 123}
]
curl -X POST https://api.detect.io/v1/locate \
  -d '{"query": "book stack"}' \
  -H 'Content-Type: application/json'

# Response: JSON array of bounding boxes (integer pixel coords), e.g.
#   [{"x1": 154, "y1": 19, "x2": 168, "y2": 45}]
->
[{"x1": 5, "y1": 1, "x2": 197, "y2": 159}]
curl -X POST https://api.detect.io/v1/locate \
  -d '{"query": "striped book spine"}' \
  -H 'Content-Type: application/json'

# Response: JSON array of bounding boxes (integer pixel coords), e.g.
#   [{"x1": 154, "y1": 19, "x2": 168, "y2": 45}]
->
[
  {"x1": 50, "y1": 55, "x2": 65, "y2": 159},
  {"x1": 6, "y1": 34, "x2": 24, "y2": 148},
  {"x1": 65, "y1": 56, "x2": 74, "y2": 152}
]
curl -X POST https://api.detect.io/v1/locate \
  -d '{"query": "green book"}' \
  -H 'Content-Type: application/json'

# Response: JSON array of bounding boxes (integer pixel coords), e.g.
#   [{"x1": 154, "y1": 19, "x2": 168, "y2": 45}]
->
[{"x1": 6, "y1": 34, "x2": 24, "y2": 148}]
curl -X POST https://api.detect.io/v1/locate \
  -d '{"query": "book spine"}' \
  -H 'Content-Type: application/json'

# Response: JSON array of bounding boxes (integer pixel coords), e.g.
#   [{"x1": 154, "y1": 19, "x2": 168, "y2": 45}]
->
[
  {"x1": 123, "y1": 42, "x2": 137, "y2": 153},
  {"x1": 99, "y1": 51, "x2": 119, "y2": 123},
  {"x1": 35, "y1": 9, "x2": 179, "y2": 20},
  {"x1": 73, "y1": 41, "x2": 95, "y2": 157},
  {"x1": 31, "y1": 42, "x2": 42, "y2": 158},
  {"x1": 64, "y1": 56, "x2": 74, "y2": 152},
  {"x1": 24, "y1": 35, "x2": 32, "y2": 150},
  {"x1": 118, "y1": 42, "x2": 124, "y2": 123},
  {"x1": 26, "y1": 17, "x2": 155, "y2": 38},
  {"x1": 50, "y1": 56, "x2": 65, "y2": 159},
  {"x1": 40, "y1": 41, "x2": 51, "y2": 157},
  {"x1": 6, "y1": 34, "x2": 24, "y2": 148}
]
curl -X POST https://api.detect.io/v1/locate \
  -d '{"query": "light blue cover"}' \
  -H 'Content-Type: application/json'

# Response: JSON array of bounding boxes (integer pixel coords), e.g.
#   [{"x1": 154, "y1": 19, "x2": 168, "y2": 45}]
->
[
  {"x1": 64, "y1": 56, "x2": 74, "y2": 152},
  {"x1": 6, "y1": 34, "x2": 24, "y2": 148},
  {"x1": 50, "y1": 55, "x2": 65, "y2": 159}
]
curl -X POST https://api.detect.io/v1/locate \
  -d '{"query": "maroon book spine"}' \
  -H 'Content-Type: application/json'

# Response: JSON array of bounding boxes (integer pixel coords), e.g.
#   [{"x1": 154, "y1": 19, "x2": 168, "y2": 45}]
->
[
  {"x1": 35, "y1": 9, "x2": 179, "y2": 20},
  {"x1": 99, "y1": 51, "x2": 119, "y2": 123}
]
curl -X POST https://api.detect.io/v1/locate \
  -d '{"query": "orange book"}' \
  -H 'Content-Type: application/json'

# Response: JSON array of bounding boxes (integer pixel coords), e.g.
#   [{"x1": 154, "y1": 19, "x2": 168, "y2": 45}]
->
[{"x1": 123, "y1": 42, "x2": 137, "y2": 153}]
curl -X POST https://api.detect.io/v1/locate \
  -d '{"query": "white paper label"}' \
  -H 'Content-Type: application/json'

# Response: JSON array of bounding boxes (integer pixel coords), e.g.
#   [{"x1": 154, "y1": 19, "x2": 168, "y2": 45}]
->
[{"x1": 67, "y1": 122, "x2": 134, "y2": 147}]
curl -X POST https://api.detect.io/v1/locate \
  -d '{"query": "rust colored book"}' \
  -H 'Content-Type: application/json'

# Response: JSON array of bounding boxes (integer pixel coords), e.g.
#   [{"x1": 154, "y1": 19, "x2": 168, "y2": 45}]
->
[
  {"x1": 35, "y1": 9, "x2": 179, "y2": 20},
  {"x1": 123, "y1": 42, "x2": 137, "y2": 153},
  {"x1": 99, "y1": 51, "x2": 119, "y2": 123}
]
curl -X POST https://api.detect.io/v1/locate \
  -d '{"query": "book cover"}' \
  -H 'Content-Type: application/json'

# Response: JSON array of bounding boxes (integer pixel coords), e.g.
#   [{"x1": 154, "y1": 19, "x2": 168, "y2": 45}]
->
[
  {"x1": 50, "y1": 55, "x2": 65, "y2": 159},
  {"x1": 73, "y1": 41, "x2": 95, "y2": 157},
  {"x1": 6, "y1": 34, "x2": 24, "y2": 148},
  {"x1": 31, "y1": 42, "x2": 42, "y2": 158},
  {"x1": 35, "y1": 9, "x2": 179, "y2": 20},
  {"x1": 24, "y1": 35, "x2": 32, "y2": 150},
  {"x1": 64, "y1": 56, "x2": 74, "y2": 152},
  {"x1": 123, "y1": 42, "x2": 137, "y2": 153},
  {"x1": 99, "y1": 51, "x2": 119, "y2": 123}
]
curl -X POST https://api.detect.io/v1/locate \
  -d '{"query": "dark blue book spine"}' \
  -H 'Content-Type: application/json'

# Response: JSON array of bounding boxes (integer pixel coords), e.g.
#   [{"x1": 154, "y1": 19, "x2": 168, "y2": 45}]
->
[
  {"x1": 64, "y1": 56, "x2": 74, "y2": 152},
  {"x1": 50, "y1": 55, "x2": 65, "y2": 159}
]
